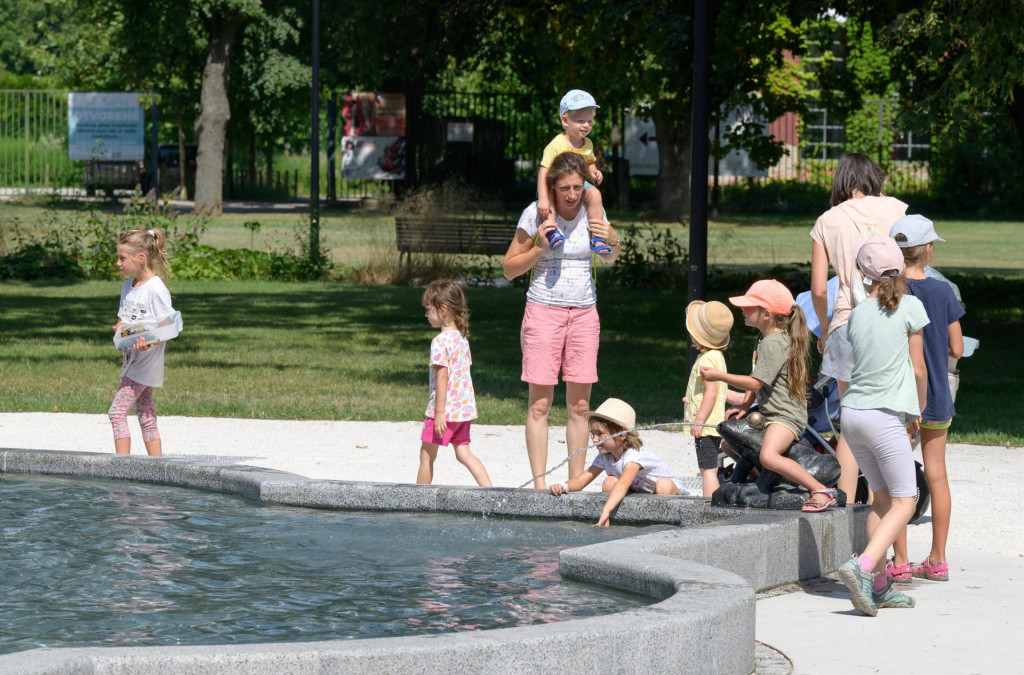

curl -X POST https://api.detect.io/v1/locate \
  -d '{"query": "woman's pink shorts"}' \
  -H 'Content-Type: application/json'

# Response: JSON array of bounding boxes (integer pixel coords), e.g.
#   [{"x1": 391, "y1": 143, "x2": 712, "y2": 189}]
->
[
  {"x1": 420, "y1": 418, "x2": 472, "y2": 447},
  {"x1": 520, "y1": 302, "x2": 600, "y2": 385}
]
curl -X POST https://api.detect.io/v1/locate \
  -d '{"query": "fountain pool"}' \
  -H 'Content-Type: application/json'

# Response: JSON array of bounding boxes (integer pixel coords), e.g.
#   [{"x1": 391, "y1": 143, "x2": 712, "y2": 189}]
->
[{"x1": 1, "y1": 473, "x2": 664, "y2": 656}]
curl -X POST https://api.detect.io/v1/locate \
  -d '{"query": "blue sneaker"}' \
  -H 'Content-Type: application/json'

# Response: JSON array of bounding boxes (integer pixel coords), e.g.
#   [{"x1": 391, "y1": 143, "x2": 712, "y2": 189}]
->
[
  {"x1": 546, "y1": 228, "x2": 565, "y2": 248},
  {"x1": 837, "y1": 558, "x2": 878, "y2": 616},
  {"x1": 590, "y1": 236, "x2": 611, "y2": 254},
  {"x1": 873, "y1": 579, "x2": 915, "y2": 609}
]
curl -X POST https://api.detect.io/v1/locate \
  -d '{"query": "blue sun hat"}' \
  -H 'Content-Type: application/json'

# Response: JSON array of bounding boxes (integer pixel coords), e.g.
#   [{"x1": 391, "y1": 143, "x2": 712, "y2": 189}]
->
[
  {"x1": 889, "y1": 214, "x2": 945, "y2": 248},
  {"x1": 559, "y1": 90, "x2": 600, "y2": 117}
]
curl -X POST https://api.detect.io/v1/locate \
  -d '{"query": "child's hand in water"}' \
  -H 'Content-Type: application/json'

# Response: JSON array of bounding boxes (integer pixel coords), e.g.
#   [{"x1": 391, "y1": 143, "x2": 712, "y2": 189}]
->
[
  {"x1": 700, "y1": 365, "x2": 722, "y2": 382},
  {"x1": 434, "y1": 416, "x2": 447, "y2": 436},
  {"x1": 595, "y1": 512, "x2": 611, "y2": 527}
]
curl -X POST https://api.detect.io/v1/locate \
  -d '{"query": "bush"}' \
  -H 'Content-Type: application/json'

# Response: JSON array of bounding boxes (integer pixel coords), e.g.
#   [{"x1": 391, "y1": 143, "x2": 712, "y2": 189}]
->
[
  {"x1": 0, "y1": 243, "x2": 84, "y2": 280},
  {"x1": 174, "y1": 246, "x2": 332, "y2": 281},
  {"x1": 930, "y1": 115, "x2": 1024, "y2": 217},
  {"x1": 604, "y1": 224, "x2": 688, "y2": 290},
  {"x1": 0, "y1": 196, "x2": 332, "y2": 283},
  {"x1": 717, "y1": 179, "x2": 830, "y2": 216}
]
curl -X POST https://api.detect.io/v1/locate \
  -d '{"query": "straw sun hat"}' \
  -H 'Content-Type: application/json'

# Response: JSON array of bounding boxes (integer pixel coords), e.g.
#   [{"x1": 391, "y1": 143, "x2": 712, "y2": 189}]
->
[
  {"x1": 584, "y1": 398, "x2": 636, "y2": 431},
  {"x1": 685, "y1": 300, "x2": 734, "y2": 350}
]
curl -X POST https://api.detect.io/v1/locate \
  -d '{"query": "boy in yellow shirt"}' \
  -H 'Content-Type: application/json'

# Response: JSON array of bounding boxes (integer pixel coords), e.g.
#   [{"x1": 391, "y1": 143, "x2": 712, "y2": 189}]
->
[{"x1": 537, "y1": 89, "x2": 609, "y2": 253}]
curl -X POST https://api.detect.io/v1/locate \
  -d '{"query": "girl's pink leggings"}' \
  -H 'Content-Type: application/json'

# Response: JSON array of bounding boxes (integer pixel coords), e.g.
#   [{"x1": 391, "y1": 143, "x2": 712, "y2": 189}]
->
[{"x1": 108, "y1": 376, "x2": 160, "y2": 441}]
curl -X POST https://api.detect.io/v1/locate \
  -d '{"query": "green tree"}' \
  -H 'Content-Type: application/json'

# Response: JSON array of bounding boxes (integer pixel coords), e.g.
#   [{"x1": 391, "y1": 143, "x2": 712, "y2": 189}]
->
[
  {"x1": 479, "y1": 0, "x2": 831, "y2": 219},
  {"x1": 0, "y1": 0, "x2": 64, "y2": 79},
  {"x1": 228, "y1": 1, "x2": 308, "y2": 196},
  {"x1": 801, "y1": 16, "x2": 900, "y2": 169},
  {"x1": 859, "y1": 1, "x2": 1024, "y2": 178},
  {"x1": 190, "y1": 0, "x2": 266, "y2": 215},
  {"x1": 41, "y1": 0, "x2": 276, "y2": 214}
]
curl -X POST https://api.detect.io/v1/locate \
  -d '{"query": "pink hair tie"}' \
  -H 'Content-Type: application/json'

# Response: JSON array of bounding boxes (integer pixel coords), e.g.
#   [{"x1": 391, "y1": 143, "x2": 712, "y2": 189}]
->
[{"x1": 147, "y1": 229, "x2": 155, "y2": 236}]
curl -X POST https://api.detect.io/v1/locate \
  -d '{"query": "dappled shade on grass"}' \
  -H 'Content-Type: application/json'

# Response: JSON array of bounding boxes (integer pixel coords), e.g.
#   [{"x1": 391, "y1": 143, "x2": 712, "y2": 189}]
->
[{"x1": 0, "y1": 277, "x2": 1019, "y2": 445}]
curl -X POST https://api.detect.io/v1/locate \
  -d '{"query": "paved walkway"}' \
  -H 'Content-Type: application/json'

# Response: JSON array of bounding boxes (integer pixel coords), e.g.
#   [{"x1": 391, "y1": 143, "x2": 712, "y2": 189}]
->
[{"x1": 1, "y1": 412, "x2": 1021, "y2": 674}]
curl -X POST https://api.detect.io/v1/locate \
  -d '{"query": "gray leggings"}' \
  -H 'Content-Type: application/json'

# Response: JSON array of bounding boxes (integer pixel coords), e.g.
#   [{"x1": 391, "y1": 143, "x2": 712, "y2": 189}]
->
[{"x1": 841, "y1": 407, "x2": 917, "y2": 498}]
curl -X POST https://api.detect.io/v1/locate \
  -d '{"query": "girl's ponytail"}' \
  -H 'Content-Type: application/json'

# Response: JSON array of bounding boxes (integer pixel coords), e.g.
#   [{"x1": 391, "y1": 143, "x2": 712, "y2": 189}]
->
[
  {"x1": 875, "y1": 275, "x2": 907, "y2": 313},
  {"x1": 119, "y1": 227, "x2": 171, "y2": 279},
  {"x1": 785, "y1": 305, "x2": 810, "y2": 402}
]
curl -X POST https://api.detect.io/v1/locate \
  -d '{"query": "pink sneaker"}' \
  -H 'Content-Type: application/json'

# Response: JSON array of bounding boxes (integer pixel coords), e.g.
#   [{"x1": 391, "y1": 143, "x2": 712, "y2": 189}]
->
[
  {"x1": 885, "y1": 557, "x2": 913, "y2": 584},
  {"x1": 911, "y1": 558, "x2": 949, "y2": 581}
]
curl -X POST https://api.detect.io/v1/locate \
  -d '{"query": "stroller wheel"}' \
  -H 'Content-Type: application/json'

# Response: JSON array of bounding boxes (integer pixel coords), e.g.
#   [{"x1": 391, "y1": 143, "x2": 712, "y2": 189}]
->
[
  {"x1": 853, "y1": 462, "x2": 931, "y2": 524},
  {"x1": 911, "y1": 460, "x2": 930, "y2": 523}
]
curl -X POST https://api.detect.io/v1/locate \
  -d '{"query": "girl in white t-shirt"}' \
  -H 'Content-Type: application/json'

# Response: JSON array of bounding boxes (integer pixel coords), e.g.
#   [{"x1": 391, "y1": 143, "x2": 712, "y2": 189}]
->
[
  {"x1": 110, "y1": 228, "x2": 176, "y2": 456},
  {"x1": 416, "y1": 280, "x2": 491, "y2": 487},
  {"x1": 549, "y1": 398, "x2": 689, "y2": 526}
]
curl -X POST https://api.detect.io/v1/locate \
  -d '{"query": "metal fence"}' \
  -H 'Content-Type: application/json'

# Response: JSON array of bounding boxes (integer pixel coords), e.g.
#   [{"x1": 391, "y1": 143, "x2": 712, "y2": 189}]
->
[
  {"x1": 415, "y1": 90, "x2": 547, "y2": 187},
  {"x1": 0, "y1": 90, "x2": 87, "y2": 197},
  {"x1": 763, "y1": 98, "x2": 931, "y2": 192},
  {"x1": 2, "y1": 88, "x2": 934, "y2": 203}
]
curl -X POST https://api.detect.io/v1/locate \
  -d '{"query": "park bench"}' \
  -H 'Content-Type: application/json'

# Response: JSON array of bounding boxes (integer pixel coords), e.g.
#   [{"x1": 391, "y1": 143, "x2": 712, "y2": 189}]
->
[{"x1": 395, "y1": 215, "x2": 518, "y2": 269}]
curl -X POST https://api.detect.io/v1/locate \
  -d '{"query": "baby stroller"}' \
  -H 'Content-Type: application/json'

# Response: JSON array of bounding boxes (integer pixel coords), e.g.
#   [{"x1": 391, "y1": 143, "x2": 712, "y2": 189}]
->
[
  {"x1": 803, "y1": 377, "x2": 930, "y2": 523},
  {"x1": 795, "y1": 271, "x2": 977, "y2": 523},
  {"x1": 713, "y1": 377, "x2": 931, "y2": 522}
]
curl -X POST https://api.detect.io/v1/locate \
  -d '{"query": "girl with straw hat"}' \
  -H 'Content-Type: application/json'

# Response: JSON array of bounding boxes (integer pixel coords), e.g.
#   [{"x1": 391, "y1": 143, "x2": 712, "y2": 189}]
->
[
  {"x1": 683, "y1": 300, "x2": 735, "y2": 497},
  {"x1": 549, "y1": 398, "x2": 689, "y2": 526}
]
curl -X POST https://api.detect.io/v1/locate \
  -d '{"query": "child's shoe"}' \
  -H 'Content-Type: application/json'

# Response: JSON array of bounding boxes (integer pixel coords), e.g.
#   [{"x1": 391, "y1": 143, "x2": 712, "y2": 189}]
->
[
  {"x1": 837, "y1": 557, "x2": 878, "y2": 617},
  {"x1": 590, "y1": 236, "x2": 611, "y2": 254},
  {"x1": 873, "y1": 578, "x2": 916, "y2": 609},
  {"x1": 911, "y1": 558, "x2": 949, "y2": 581},
  {"x1": 546, "y1": 228, "x2": 565, "y2": 248},
  {"x1": 885, "y1": 556, "x2": 913, "y2": 584}
]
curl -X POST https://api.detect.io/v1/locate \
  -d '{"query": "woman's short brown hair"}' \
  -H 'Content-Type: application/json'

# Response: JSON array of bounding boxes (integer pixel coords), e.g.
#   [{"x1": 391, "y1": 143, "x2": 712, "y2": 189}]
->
[{"x1": 830, "y1": 153, "x2": 883, "y2": 206}]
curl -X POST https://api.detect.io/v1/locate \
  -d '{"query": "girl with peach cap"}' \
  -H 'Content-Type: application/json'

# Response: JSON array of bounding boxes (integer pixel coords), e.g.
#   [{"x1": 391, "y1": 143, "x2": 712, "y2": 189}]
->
[{"x1": 700, "y1": 280, "x2": 839, "y2": 512}]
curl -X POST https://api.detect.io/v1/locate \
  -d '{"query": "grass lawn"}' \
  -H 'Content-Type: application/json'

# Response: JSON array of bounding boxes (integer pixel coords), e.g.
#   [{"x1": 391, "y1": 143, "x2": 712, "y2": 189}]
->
[
  {"x1": 3, "y1": 202, "x2": 1022, "y2": 278},
  {"x1": 1, "y1": 278, "x2": 1020, "y2": 446}
]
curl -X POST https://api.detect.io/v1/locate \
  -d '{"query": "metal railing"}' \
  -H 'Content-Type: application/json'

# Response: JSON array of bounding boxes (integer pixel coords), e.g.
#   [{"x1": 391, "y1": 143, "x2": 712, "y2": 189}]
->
[{"x1": 0, "y1": 90, "x2": 88, "y2": 197}]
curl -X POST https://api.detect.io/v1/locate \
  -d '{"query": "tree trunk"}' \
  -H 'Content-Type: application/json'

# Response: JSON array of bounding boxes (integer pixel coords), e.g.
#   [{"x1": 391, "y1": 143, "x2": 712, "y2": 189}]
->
[
  {"x1": 1009, "y1": 84, "x2": 1024, "y2": 184},
  {"x1": 177, "y1": 117, "x2": 187, "y2": 200},
  {"x1": 653, "y1": 110, "x2": 692, "y2": 221},
  {"x1": 193, "y1": 13, "x2": 239, "y2": 216},
  {"x1": 248, "y1": 134, "x2": 256, "y2": 186}
]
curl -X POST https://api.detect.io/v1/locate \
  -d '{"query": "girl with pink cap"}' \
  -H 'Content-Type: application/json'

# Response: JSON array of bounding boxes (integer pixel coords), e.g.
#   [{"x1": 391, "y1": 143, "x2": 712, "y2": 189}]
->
[
  {"x1": 836, "y1": 234, "x2": 929, "y2": 616},
  {"x1": 700, "y1": 279, "x2": 838, "y2": 512}
]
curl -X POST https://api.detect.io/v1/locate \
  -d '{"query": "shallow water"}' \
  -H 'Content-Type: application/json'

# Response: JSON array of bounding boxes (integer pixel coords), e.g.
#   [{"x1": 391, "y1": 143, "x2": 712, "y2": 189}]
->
[{"x1": 0, "y1": 474, "x2": 662, "y2": 655}]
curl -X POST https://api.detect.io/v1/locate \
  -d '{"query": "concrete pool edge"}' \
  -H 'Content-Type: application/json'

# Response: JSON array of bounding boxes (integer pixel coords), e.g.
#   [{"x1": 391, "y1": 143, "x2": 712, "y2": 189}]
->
[{"x1": 0, "y1": 449, "x2": 867, "y2": 674}]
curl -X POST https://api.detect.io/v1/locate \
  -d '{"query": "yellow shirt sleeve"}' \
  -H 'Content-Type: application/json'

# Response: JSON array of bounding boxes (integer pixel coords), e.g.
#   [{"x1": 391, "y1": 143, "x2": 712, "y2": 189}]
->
[
  {"x1": 685, "y1": 350, "x2": 728, "y2": 437},
  {"x1": 541, "y1": 135, "x2": 597, "y2": 167}
]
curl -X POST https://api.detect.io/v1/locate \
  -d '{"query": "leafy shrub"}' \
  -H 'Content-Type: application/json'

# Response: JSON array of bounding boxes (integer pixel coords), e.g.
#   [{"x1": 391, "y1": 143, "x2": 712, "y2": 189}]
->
[
  {"x1": 0, "y1": 243, "x2": 84, "y2": 280},
  {"x1": 0, "y1": 195, "x2": 331, "y2": 282},
  {"x1": 605, "y1": 224, "x2": 688, "y2": 290},
  {"x1": 717, "y1": 179, "x2": 830, "y2": 216},
  {"x1": 174, "y1": 246, "x2": 332, "y2": 281}
]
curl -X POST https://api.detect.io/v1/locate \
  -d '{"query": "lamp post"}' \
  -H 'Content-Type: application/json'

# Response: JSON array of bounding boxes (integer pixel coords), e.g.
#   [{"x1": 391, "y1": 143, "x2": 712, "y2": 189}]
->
[
  {"x1": 687, "y1": 0, "x2": 710, "y2": 373},
  {"x1": 309, "y1": 0, "x2": 321, "y2": 262}
]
